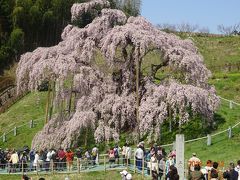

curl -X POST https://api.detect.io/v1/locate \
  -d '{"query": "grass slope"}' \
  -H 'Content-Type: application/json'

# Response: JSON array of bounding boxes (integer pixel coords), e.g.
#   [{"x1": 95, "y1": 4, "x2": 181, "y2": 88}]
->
[{"x1": 0, "y1": 92, "x2": 47, "y2": 148}]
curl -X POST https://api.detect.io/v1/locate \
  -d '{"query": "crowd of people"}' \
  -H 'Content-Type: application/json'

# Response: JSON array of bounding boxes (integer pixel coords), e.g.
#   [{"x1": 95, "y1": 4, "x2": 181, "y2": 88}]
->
[
  {"x1": 0, "y1": 145, "x2": 99, "y2": 173},
  {"x1": 1, "y1": 143, "x2": 240, "y2": 180}
]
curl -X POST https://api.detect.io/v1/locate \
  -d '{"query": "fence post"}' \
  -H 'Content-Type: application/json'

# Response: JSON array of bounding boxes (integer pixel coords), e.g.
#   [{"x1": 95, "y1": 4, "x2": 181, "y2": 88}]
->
[
  {"x1": 14, "y1": 127, "x2": 17, "y2": 136},
  {"x1": 77, "y1": 158, "x2": 80, "y2": 174},
  {"x1": 3, "y1": 133, "x2": 6, "y2": 142},
  {"x1": 29, "y1": 120, "x2": 34, "y2": 128},
  {"x1": 22, "y1": 160, "x2": 24, "y2": 175},
  {"x1": 228, "y1": 126, "x2": 232, "y2": 139},
  {"x1": 104, "y1": 155, "x2": 106, "y2": 172},
  {"x1": 207, "y1": 134, "x2": 211, "y2": 146},
  {"x1": 230, "y1": 101, "x2": 233, "y2": 109},
  {"x1": 150, "y1": 159, "x2": 152, "y2": 177},
  {"x1": 142, "y1": 157, "x2": 144, "y2": 177},
  {"x1": 134, "y1": 156, "x2": 136, "y2": 173},
  {"x1": 36, "y1": 160, "x2": 38, "y2": 175},
  {"x1": 126, "y1": 155, "x2": 129, "y2": 170},
  {"x1": 51, "y1": 159, "x2": 54, "y2": 174}
]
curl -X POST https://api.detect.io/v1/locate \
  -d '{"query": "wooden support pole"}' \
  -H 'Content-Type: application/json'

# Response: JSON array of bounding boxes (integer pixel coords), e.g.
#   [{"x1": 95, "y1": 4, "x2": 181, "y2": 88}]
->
[
  {"x1": 77, "y1": 158, "x2": 80, "y2": 174},
  {"x1": 49, "y1": 81, "x2": 55, "y2": 120},
  {"x1": 104, "y1": 155, "x2": 106, "y2": 172},
  {"x1": 126, "y1": 154, "x2": 129, "y2": 170},
  {"x1": 135, "y1": 57, "x2": 140, "y2": 141},
  {"x1": 150, "y1": 159, "x2": 152, "y2": 177},
  {"x1": 134, "y1": 156, "x2": 136, "y2": 173},
  {"x1": 68, "y1": 75, "x2": 74, "y2": 115},
  {"x1": 45, "y1": 81, "x2": 51, "y2": 124}
]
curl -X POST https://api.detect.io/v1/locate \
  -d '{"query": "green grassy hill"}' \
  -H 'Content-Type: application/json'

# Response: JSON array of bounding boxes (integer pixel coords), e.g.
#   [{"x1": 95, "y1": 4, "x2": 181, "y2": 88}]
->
[{"x1": 0, "y1": 34, "x2": 240, "y2": 166}]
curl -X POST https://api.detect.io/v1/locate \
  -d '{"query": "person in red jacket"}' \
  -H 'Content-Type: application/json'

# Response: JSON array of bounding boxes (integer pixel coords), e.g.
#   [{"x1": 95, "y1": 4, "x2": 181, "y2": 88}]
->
[
  {"x1": 65, "y1": 149, "x2": 74, "y2": 171},
  {"x1": 57, "y1": 148, "x2": 65, "y2": 171}
]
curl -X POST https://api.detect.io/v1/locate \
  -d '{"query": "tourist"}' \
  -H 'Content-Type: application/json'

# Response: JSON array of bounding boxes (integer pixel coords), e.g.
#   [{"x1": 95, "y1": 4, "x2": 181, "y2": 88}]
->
[
  {"x1": 188, "y1": 164, "x2": 205, "y2": 180},
  {"x1": 57, "y1": 148, "x2": 66, "y2": 171},
  {"x1": 165, "y1": 154, "x2": 175, "y2": 175},
  {"x1": 19, "y1": 151, "x2": 28, "y2": 172},
  {"x1": 125, "y1": 143, "x2": 131, "y2": 165},
  {"x1": 188, "y1": 153, "x2": 201, "y2": 172},
  {"x1": 208, "y1": 162, "x2": 223, "y2": 180},
  {"x1": 201, "y1": 160, "x2": 213, "y2": 180},
  {"x1": 122, "y1": 143, "x2": 127, "y2": 165},
  {"x1": 92, "y1": 145, "x2": 98, "y2": 165},
  {"x1": 109, "y1": 147, "x2": 115, "y2": 168},
  {"x1": 33, "y1": 151, "x2": 39, "y2": 171},
  {"x1": 159, "y1": 157, "x2": 165, "y2": 180},
  {"x1": 9, "y1": 149, "x2": 19, "y2": 173},
  {"x1": 65, "y1": 149, "x2": 74, "y2": 171},
  {"x1": 45, "y1": 149, "x2": 52, "y2": 171},
  {"x1": 150, "y1": 153, "x2": 159, "y2": 180},
  {"x1": 223, "y1": 162, "x2": 239, "y2": 180},
  {"x1": 114, "y1": 145, "x2": 120, "y2": 165},
  {"x1": 38, "y1": 150, "x2": 44, "y2": 171},
  {"x1": 29, "y1": 149, "x2": 35, "y2": 171},
  {"x1": 135, "y1": 143, "x2": 144, "y2": 170},
  {"x1": 234, "y1": 160, "x2": 240, "y2": 180},
  {"x1": 166, "y1": 165, "x2": 179, "y2": 180},
  {"x1": 84, "y1": 149, "x2": 91, "y2": 167}
]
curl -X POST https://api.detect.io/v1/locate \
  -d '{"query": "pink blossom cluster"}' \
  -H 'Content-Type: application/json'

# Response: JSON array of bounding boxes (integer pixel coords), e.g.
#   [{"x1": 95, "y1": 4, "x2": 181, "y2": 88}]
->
[
  {"x1": 16, "y1": 0, "x2": 220, "y2": 149},
  {"x1": 71, "y1": 0, "x2": 110, "y2": 21}
]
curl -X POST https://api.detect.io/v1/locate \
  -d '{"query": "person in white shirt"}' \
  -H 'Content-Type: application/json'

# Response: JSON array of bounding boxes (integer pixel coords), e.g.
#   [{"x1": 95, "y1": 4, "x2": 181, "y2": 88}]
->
[
  {"x1": 45, "y1": 149, "x2": 52, "y2": 171},
  {"x1": 125, "y1": 144, "x2": 131, "y2": 165},
  {"x1": 33, "y1": 151, "x2": 39, "y2": 171},
  {"x1": 122, "y1": 143, "x2": 127, "y2": 165},
  {"x1": 135, "y1": 145, "x2": 144, "y2": 170}
]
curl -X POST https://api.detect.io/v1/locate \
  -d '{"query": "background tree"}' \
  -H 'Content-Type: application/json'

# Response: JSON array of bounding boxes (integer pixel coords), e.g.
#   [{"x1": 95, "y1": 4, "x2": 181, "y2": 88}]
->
[{"x1": 217, "y1": 23, "x2": 240, "y2": 35}]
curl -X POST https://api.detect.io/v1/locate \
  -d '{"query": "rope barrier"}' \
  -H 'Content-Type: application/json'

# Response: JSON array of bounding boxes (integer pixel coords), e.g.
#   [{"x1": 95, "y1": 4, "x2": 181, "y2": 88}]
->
[{"x1": 219, "y1": 96, "x2": 240, "y2": 106}]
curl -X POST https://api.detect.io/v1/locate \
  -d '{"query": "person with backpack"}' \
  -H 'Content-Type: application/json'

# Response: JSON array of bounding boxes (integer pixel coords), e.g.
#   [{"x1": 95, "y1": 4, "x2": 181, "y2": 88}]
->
[
  {"x1": 109, "y1": 147, "x2": 115, "y2": 168},
  {"x1": 19, "y1": 151, "x2": 28, "y2": 172},
  {"x1": 208, "y1": 162, "x2": 224, "y2": 180},
  {"x1": 135, "y1": 144, "x2": 144, "y2": 170},
  {"x1": 188, "y1": 164, "x2": 205, "y2": 180},
  {"x1": 114, "y1": 145, "x2": 120, "y2": 165}
]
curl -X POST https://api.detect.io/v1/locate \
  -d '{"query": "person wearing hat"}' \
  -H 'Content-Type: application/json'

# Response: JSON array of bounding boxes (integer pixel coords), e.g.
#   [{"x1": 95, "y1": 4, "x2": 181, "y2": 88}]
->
[{"x1": 188, "y1": 153, "x2": 201, "y2": 172}]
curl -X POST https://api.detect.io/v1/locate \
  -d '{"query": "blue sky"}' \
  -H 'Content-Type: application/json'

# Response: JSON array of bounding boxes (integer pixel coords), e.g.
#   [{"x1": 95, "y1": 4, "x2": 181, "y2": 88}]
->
[{"x1": 142, "y1": 0, "x2": 240, "y2": 33}]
